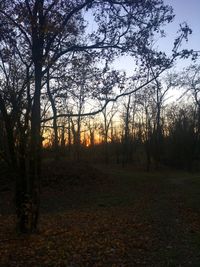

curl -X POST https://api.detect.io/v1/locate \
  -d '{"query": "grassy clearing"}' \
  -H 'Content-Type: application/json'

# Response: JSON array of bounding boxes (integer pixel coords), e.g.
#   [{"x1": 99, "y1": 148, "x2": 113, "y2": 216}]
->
[{"x1": 1, "y1": 164, "x2": 200, "y2": 266}]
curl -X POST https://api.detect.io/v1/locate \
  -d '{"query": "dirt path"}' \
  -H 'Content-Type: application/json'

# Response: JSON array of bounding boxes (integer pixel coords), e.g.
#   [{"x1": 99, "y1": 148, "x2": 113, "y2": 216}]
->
[{"x1": 142, "y1": 175, "x2": 200, "y2": 266}]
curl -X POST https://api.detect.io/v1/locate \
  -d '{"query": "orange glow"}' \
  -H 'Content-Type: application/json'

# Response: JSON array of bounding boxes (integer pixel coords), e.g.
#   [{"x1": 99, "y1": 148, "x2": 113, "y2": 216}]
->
[{"x1": 42, "y1": 128, "x2": 104, "y2": 148}]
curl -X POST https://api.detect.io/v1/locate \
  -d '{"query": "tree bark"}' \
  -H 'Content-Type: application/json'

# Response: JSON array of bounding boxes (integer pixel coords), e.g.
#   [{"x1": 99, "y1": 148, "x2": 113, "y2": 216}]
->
[{"x1": 16, "y1": 62, "x2": 42, "y2": 233}]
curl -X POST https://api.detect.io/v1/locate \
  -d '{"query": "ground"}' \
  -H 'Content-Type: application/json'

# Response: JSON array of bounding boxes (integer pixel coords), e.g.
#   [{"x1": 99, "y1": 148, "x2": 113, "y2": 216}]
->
[{"x1": 0, "y1": 162, "x2": 200, "y2": 266}]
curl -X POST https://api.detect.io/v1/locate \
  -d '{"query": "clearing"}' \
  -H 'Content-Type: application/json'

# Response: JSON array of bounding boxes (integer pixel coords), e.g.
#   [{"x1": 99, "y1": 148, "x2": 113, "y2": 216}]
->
[{"x1": 0, "y1": 162, "x2": 200, "y2": 266}]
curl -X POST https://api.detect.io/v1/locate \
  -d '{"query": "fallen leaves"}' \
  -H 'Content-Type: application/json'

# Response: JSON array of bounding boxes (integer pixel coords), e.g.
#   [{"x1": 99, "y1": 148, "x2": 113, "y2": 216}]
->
[
  {"x1": 181, "y1": 207, "x2": 200, "y2": 233},
  {"x1": 1, "y1": 167, "x2": 200, "y2": 266},
  {"x1": 0, "y1": 208, "x2": 155, "y2": 267}
]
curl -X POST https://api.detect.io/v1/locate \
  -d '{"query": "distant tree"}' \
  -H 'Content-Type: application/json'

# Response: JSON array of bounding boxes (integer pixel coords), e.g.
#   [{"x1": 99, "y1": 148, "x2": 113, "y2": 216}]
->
[
  {"x1": 120, "y1": 93, "x2": 138, "y2": 165},
  {"x1": 166, "y1": 105, "x2": 196, "y2": 170},
  {"x1": 178, "y1": 65, "x2": 200, "y2": 159},
  {"x1": 65, "y1": 54, "x2": 99, "y2": 160},
  {"x1": 97, "y1": 69, "x2": 121, "y2": 163},
  {"x1": 136, "y1": 87, "x2": 155, "y2": 170},
  {"x1": 150, "y1": 73, "x2": 176, "y2": 168}
]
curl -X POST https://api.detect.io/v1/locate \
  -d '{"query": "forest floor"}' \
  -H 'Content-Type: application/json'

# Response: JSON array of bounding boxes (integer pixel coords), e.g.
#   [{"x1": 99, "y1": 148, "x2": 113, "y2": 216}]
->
[{"x1": 0, "y1": 161, "x2": 200, "y2": 266}]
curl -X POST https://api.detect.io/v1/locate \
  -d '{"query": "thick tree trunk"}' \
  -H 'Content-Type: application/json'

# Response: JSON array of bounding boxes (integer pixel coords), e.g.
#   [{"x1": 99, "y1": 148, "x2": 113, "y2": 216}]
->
[
  {"x1": 16, "y1": 0, "x2": 45, "y2": 233},
  {"x1": 31, "y1": 62, "x2": 42, "y2": 230},
  {"x1": 15, "y1": 132, "x2": 29, "y2": 233},
  {"x1": 0, "y1": 96, "x2": 16, "y2": 167},
  {"x1": 16, "y1": 62, "x2": 42, "y2": 233}
]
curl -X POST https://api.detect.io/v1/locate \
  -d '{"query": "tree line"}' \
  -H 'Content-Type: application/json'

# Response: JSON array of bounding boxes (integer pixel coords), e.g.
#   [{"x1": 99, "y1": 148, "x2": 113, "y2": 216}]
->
[{"x1": 39, "y1": 66, "x2": 200, "y2": 172}]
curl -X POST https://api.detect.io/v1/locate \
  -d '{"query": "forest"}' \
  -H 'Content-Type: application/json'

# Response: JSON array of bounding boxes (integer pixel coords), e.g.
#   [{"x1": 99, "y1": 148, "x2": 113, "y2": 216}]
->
[{"x1": 0, "y1": 0, "x2": 200, "y2": 266}]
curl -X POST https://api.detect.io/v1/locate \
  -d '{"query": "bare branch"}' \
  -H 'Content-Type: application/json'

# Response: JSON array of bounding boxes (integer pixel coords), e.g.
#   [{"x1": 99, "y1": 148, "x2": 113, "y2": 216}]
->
[{"x1": 41, "y1": 61, "x2": 174, "y2": 122}]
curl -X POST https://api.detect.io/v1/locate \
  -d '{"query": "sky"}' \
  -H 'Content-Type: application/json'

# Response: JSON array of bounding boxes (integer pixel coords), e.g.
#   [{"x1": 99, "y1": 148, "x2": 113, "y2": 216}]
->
[
  {"x1": 85, "y1": 0, "x2": 200, "y2": 111},
  {"x1": 161, "y1": 0, "x2": 200, "y2": 55},
  {"x1": 114, "y1": 0, "x2": 200, "y2": 75}
]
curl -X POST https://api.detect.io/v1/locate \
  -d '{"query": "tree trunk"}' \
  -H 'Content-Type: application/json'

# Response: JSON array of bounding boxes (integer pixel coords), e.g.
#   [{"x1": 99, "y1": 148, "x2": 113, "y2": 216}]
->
[
  {"x1": 46, "y1": 67, "x2": 59, "y2": 151},
  {"x1": 16, "y1": 0, "x2": 45, "y2": 233},
  {"x1": 123, "y1": 95, "x2": 131, "y2": 166},
  {"x1": 61, "y1": 124, "x2": 65, "y2": 149},
  {"x1": 76, "y1": 115, "x2": 81, "y2": 161},
  {"x1": 67, "y1": 117, "x2": 71, "y2": 155},
  {"x1": 16, "y1": 62, "x2": 42, "y2": 233}
]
